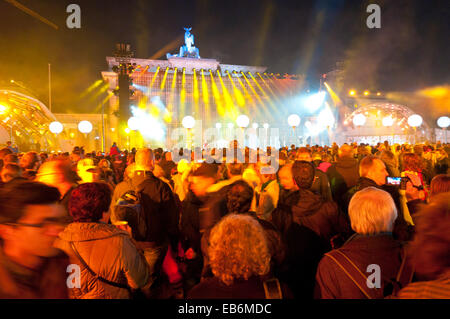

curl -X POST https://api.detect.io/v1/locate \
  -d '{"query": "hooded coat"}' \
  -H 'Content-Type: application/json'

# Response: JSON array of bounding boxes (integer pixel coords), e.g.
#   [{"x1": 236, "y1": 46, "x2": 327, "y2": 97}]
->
[
  {"x1": 326, "y1": 156, "x2": 360, "y2": 204},
  {"x1": 54, "y1": 222, "x2": 149, "y2": 299},
  {"x1": 286, "y1": 189, "x2": 349, "y2": 245}
]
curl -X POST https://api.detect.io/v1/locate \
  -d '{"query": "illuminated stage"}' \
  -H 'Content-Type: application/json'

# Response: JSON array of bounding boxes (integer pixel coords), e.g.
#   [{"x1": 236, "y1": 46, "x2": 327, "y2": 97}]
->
[{"x1": 101, "y1": 28, "x2": 311, "y2": 148}]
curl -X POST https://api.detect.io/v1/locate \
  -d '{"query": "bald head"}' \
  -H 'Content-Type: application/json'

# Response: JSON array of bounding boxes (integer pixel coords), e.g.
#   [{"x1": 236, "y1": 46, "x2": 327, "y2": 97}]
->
[
  {"x1": 338, "y1": 144, "x2": 354, "y2": 158},
  {"x1": 135, "y1": 148, "x2": 154, "y2": 171}
]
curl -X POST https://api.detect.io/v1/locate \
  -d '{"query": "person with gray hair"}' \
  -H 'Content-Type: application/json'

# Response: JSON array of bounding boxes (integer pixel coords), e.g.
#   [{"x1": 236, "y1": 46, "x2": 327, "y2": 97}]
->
[{"x1": 314, "y1": 187, "x2": 413, "y2": 299}]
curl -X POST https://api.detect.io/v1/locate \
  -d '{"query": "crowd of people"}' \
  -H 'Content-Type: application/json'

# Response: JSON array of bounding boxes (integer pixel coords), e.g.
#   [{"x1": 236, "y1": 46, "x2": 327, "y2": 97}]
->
[{"x1": 0, "y1": 139, "x2": 448, "y2": 299}]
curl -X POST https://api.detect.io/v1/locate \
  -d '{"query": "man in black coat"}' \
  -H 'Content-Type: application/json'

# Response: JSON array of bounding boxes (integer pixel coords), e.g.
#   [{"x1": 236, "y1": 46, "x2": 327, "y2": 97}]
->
[
  {"x1": 295, "y1": 148, "x2": 333, "y2": 201},
  {"x1": 326, "y1": 144, "x2": 359, "y2": 208},
  {"x1": 280, "y1": 161, "x2": 350, "y2": 249},
  {"x1": 343, "y1": 155, "x2": 412, "y2": 241}
]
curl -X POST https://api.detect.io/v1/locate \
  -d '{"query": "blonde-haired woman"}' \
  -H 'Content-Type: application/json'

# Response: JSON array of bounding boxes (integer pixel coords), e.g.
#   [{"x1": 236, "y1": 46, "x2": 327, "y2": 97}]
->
[{"x1": 188, "y1": 214, "x2": 291, "y2": 298}]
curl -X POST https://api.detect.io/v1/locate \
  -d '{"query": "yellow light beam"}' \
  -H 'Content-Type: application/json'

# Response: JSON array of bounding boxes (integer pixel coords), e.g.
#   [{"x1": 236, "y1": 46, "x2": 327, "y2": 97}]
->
[
  {"x1": 89, "y1": 83, "x2": 109, "y2": 101},
  {"x1": 148, "y1": 35, "x2": 184, "y2": 60},
  {"x1": 160, "y1": 67, "x2": 169, "y2": 91},
  {"x1": 193, "y1": 69, "x2": 200, "y2": 117},
  {"x1": 235, "y1": 72, "x2": 254, "y2": 106},
  {"x1": 257, "y1": 72, "x2": 280, "y2": 103},
  {"x1": 5, "y1": 0, "x2": 59, "y2": 29},
  {"x1": 201, "y1": 69, "x2": 210, "y2": 115},
  {"x1": 180, "y1": 68, "x2": 186, "y2": 118},
  {"x1": 171, "y1": 67, "x2": 178, "y2": 89},
  {"x1": 241, "y1": 72, "x2": 269, "y2": 118},
  {"x1": 209, "y1": 71, "x2": 225, "y2": 117},
  {"x1": 248, "y1": 72, "x2": 277, "y2": 114},
  {"x1": 148, "y1": 66, "x2": 160, "y2": 93},
  {"x1": 166, "y1": 68, "x2": 178, "y2": 118},
  {"x1": 79, "y1": 80, "x2": 103, "y2": 98},
  {"x1": 264, "y1": 73, "x2": 285, "y2": 96},
  {"x1": 324, "y1": 82, "x2": 342, "y2": 106},
  {"x1": 226, "y1": 71, "x2": 245, "y2": 108},
  {"x1": 217, "y1": 71, "x2": 237, "y2": 119}
]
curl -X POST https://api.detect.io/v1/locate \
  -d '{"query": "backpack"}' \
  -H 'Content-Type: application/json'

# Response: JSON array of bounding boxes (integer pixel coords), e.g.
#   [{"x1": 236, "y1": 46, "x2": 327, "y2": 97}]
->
[{"x1": 114, "y1": 189, "x2": 147, "y2": 241}]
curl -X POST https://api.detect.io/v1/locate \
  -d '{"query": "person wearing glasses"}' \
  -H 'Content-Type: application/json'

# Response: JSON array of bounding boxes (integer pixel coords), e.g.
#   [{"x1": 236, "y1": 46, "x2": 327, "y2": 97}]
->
[{"x1": 0, "y1": 180, "x2": 70, "y2": 298}]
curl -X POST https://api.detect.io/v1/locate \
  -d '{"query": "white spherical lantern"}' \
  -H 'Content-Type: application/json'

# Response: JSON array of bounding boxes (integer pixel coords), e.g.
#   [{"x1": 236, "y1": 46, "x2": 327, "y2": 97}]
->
[
  {"x1": 78, "y1": 120, "x2": 93, "y2": 134},
  {"x1": 287, "y1": 114, "x2": 301, "y2": 127},
  {"x1": 215, "y1": 123, "x2": 222, "y2": 129},
  {"x1": 227, "y1": 123, "x2": 234, "y2": 129},
  {"x1": 263, "y1": 123, "x2": 269, "y2": 129},
  {"x1": 49, "y1": 121, "x2": 63, "y2": 134},
  {"x1": 382, "y1": 116, "x2": 394, "y2": 127},
  {"x1": 252, "y1": 123, "x2": 259, "y2": 129},
  {"x1": 182, "y1": 116, "x2": 195, "y2": 129},
  {"x1": 437, "y1": 116, "x2": 450, "y2": 128},
  {"x1": 407, "y1": 114, "x2": 423, "y2": 127},
  {"x1": 236, "y1": 115, "x2": 250, "y2": 128},
  {"x1": 353, "y1": 114, "x2": 366, "y2": 127},
  {"x1": 128, "y1": 116, "x2": 141, "y2": 131}
]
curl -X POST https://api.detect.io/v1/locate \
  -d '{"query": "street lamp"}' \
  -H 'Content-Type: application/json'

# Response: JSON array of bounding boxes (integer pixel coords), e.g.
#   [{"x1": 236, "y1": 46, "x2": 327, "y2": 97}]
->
[
  {"x1": 49, "y1": 121, "x2": 63, "y2": 134},
  {"x1": 288, "y1": 114, "x2": 300, "y2": 146},
  {"x1": 382, "y1": 116, "x2": 394, "y2": 143},
  {"x1": 78, "y1": 120, "x2": 93, "y2": 134},
  {"x1": 182, "y1": 116, "x2": 195, "y2": 149},
  {"x1": 353, "y1": 114, "x2": 366, "y2": 144},
  {"x1": 407, "y1": 114, "x2": 423, "y2": 144},
  {"x1": 236, "y1": 115, "x2": 250, "y2": 128},
  {"x1": 437, "y1": 116, "x2": 449, "y2": 143}
]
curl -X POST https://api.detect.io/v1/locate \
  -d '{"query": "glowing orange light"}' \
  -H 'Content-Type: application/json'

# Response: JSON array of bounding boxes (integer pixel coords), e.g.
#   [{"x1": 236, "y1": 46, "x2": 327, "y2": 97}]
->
[{"x1": 349, "y1": 90, "x2": 356, "y2": 96}]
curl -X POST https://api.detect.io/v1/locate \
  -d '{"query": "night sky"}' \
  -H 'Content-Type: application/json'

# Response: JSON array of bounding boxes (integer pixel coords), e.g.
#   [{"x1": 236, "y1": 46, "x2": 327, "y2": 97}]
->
[{"x1": 0, "y1": 0, "x2": 448, "y2": 114}]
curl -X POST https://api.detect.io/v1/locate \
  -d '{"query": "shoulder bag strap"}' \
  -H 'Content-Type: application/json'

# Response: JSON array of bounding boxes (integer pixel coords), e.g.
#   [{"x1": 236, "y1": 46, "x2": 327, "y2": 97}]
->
[
  {"x1": 69, "y1": 241, "x2": 129, "y2": 290},
  {"x1": 396, "y1": 246, "x2": 415, "y2": 287},
  {"x1": 325, "y1": 250, "x2": 379, "y2": 299}
]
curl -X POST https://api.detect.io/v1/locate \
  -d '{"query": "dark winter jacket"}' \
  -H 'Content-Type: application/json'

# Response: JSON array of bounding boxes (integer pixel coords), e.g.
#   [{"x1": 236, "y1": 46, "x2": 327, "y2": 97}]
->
[
  {"x1": 314, "y1": 233, "x2": 406, "y2": 299},
  {"x1": 287, "y1": 189, "x2": 349, "y2": 244},
  {"x1": 326, "y1": 156, "x2": 360, "y2": 204},
  {"x1": 311, "y1": 169, "x2": 333, "y2": 201},
  {"x1": 275, "y1": 220, "x2": 328, "y2": 299},
  {"x1": 111, "y1": 170, "x2": 179, "y2": 247}
]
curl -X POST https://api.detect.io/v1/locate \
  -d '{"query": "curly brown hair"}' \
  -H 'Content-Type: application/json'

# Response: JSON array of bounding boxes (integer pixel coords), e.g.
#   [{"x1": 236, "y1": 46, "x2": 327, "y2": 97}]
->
[
  {"x1": 402, "y1": 153, "x2": 423, "y2": 172},
  {"x1": 409, "y1": 192, "x2": 450, "y2": 280},
  {"x1": 208, "y1": 214, "x2": 270, "y2": 285}
]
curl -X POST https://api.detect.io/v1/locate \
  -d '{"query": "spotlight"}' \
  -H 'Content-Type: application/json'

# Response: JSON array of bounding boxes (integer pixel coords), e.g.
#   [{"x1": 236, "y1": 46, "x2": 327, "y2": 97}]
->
[
  {"x1": 349, "y1": 90, "x2": 356, "y2": 96},
  {"x1": 364, "y1": 90, "x2": 370, "y2": 96},
  {"x1": 305, "y1": 92, "x2": 326, "y2": 111},
  {"x1": 128, "y1": 116, "x2": 141, "y2": 131}
]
